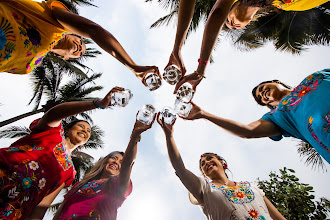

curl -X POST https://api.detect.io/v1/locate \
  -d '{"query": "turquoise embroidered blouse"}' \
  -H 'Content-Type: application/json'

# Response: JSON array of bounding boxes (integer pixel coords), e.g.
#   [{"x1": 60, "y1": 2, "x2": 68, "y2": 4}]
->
[{"x1": 261, "y1": 69, "x2": 330, "y2": 163}]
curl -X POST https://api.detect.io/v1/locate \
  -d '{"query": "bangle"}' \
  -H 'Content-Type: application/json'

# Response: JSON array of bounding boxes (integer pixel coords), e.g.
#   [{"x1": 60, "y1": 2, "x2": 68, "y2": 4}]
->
[
  {"x1": 194, "y1": 71, "x2": 206, "y2": 79},
  {"x1": 93, "y1": 99, "x2": 105, "y2": 109},
  {"x1": 198, "y1": 58, "x2": 208, "y2": 66}
]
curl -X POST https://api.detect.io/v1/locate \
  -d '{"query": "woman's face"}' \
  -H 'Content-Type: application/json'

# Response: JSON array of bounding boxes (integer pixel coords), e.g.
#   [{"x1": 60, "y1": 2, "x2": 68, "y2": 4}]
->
[
  {"x1": 200, "y1": 155, "x2": 224, "y2": 178},
  {"x1": 255, "y1": 82, "x2": 287, "y2": 107},
  {"x1": 66, "y1": 121, "x2": 91, "y2": 148},
  {"x1": 56, "y1": 35, "x2": 86, "y2": 60},
  {"x1": 102, "y1": 154, "x2": 123, "y2": 177},
  {"x1": 225, "y1": 3, "x2": 255, "y2": 29}
]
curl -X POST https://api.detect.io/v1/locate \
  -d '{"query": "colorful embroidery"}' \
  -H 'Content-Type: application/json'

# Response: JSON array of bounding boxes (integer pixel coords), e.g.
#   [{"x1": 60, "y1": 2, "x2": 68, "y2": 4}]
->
[
  {"x1": 322, "y1": 110, "x2": 330, "y2": 133},
  {"x1": 270, "y1": 73, "x2": 324, "y2": 113},
  {"x1": 273, "y1": 0, "x2": 299, "y2": 10},
  {"x1": 6, "y1": 143, "x2": 43, "y2": 152},
  {"x1": 307, "y1": 116, "x2": 330, "y2": 153},
  {"x1": 77, "y1": 180, "x2": 106, "y2": 197},
  {"x1": 209, "y1": 181, "x2": 255, "y2": 204},
  {"x1": 0, "y1": 17, "x2": 16, "y2": 65},
  {"x1": 0, "y1": 160, "x2": 46, "y2": 219},
  {"x1": 53, "y1": 141, "x2": 73, "y2": 171},
  {"x1": 89, "y1": 210, "x2": 101, "y2": 220},
  {"x1": 247, "y1": 208, "x2": 266, "y2": 220}
]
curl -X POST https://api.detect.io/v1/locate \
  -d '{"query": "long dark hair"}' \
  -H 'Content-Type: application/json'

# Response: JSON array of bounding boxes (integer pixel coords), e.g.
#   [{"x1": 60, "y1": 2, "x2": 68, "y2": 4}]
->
[
  {"x1": 252, "y1": 79, "x2": 292, "y2": 109},
  {"x1": 54, "y1": 151, "x2": 124, "y2": 220}
]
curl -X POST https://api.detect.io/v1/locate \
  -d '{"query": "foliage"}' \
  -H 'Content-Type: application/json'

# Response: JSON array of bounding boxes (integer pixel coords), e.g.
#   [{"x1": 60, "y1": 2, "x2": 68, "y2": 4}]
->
[
  {"x1": 257, "y1": 167, "x2": 330, "y2": 219},
  {"x1": 297, "y1": 141, "x2": 327, "y2": 172},
  {"x1": 226, "y1": 4, "x2": 330, "y2": 54},
  {"x1": 148, "y1": 1, "x2": 330, "y2": 54}
]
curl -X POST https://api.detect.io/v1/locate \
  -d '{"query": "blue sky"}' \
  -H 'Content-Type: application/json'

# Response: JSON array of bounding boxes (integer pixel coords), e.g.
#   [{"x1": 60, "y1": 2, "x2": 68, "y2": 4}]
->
[{"x1": 0, "y1": 0, "x2": 329, "y2": 219}]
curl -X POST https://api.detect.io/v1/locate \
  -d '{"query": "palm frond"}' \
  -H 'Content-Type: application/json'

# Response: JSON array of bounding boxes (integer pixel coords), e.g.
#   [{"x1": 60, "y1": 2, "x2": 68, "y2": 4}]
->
[
  {"x1": 297, "y1": 141, "x2": 327, "y2": 172},
  {"x1": 0, "y1": 126, "x2": 31, "y2": 139}
]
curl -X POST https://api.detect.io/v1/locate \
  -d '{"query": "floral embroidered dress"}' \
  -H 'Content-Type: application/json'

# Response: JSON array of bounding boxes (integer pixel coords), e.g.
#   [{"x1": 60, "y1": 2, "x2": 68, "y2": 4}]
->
[
  {"x1": 261, "y1": 69, "x2": 330, "y2": 163},
  {"x1": 59, "y1": 177, "x2": 132, "y2": 220},
  {"x1": 0, "y1": 0, "x2": 70, "y2": 74},
  {"x1": 0, "y1": 119, "x2": 76, "y2": 219},
  {"x1": 272, "y1": 0, "x2": 329, "y2": 11},
  {"x1": 190, "y1": 177, "x2": 271, "y2": 220}
]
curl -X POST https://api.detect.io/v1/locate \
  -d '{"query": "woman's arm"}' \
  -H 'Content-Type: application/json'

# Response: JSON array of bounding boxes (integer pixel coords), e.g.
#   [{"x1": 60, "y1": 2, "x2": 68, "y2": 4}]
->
[
  {"x1": 36, "y1": 87, "x2": 123, "y2": 130},
  {"x1": 166, "y1": 0, "x2": 197, "y2": 75},
  {"x1": 264, "y1": 197, "x2": 286, "y2": 220},
  {"x1": 26, "y1": 183, "x2": 65, "y2": 220},
  {"x1": 116, "y1": 117, "x2": 156, "y2": 196},
  {"x1": 184, "y1": 102, "x2": 281, "y2": 138},
  {"x1": 51, "y1": 8, "x2": 159, "y2": 82},
  {"x1": 157, "y1": 113, "x2": 203, "y2": 204},
  {"x1": 174, "y1": 0, "x2": 235, "y2": 93}
]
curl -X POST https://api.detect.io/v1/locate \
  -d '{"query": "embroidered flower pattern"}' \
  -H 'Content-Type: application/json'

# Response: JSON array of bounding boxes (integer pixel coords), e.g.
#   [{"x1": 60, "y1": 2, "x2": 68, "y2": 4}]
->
[
  {"x1": 28, "y1": 161, "x2": 39, "y2": 170},
  {"x1": 77, "y1": 180, "x2": 106, "y2": 197},
  {"x1": 6, "y1": 144, "x2": 43, "y2": 152},
  {"x1": 38, "y1": 178, "x2": 46, "y2": 189},
  {"x1": 0, "y1": 159, "x2": 47, "y2": 219},
  {"x1": 209, "y1": 181, "x2": 255, "y2": 204},
  {"x1": 273, "y1": 0, "x2": 299, "y2": 10},
  {"x1": 322, "y1": 110, "x2": 330, "y2": 133},
  {"x1": 246, "y1": 208, "x2": 266, "y2": 220},
  {"x1": 308, "y1": 116, "x2": 330, "y2": 153},
  {"x1": 53, "y1": 141, "x2": 73, "y2": 171},
  {"x1": 269, "y1": 73, "x2": 323, "y2": 114},
  {"x1": 0, "y1": 17, "x2": 16, "y2": 64}
]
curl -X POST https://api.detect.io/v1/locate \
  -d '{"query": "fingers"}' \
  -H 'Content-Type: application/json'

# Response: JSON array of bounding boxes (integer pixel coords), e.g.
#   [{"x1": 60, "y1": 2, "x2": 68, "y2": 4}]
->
[
  {"x1": 173, "y1": 77, "x2": 186, "y2": 94},
  {"x1": 149, "y1": 113, "x2": 157, "y2": 127},
  {"x1": 156, "y1": 112, "x2": 163, "y2": 126}
]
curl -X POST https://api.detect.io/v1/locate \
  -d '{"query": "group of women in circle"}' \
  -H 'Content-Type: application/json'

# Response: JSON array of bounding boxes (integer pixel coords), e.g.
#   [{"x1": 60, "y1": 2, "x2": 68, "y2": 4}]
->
[{"x1": 0, "y1": 0, "x2": 329, "y2": 219}]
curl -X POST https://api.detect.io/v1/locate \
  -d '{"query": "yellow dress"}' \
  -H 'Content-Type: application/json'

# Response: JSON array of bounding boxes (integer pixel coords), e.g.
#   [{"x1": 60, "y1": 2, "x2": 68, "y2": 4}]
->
[
  {"x1": 0, "y1": 0, "x2": 70, "y2": 74},
  {"x1": 272, "y1": 0, "x2": 329, "y2": 11}
]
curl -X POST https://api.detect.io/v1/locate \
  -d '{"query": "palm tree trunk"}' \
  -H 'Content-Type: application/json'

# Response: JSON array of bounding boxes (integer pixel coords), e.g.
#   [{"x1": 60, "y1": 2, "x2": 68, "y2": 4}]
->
[{"x1": 0, "y1": 108, "x2": 45, "y2": 128}]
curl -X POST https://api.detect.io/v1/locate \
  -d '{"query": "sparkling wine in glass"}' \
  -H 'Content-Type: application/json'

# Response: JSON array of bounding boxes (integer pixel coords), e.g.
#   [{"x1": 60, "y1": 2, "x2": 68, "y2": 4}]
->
[
  {"x1": 137, "y1": 104, "x2": 155, "y2": 125},
  {"x1": 143, "y1": 72, "x2": 162, "y2": 91},
  {"x1": 174, "y1": 99, "x2": 192, "y2": 118},
  {"x1": 111, "y1": 89, "x2": 133, "y2": 107},
  {"x1": 163, "y1": 65, "x2": 182, "y2": 85},
  {"x1": 176, "y1": 82, "x2": 195, "y2": 103},
  {"x1": 159, "y1": 106, "x2": 176, "y2": 125}
]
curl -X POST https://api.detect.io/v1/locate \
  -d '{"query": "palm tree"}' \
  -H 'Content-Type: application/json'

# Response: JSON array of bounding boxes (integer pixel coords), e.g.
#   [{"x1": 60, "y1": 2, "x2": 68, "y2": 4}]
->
[
  {"x1": 225, "y1": 4, "x2": 330, "y2": 54},
  {"x1": 297, "y1": 142, "x2": 327, "y2": 172},
  {"x1": 148, "y1": 1, "x2": 330, "y2": 54},
  {"x1": 0, "y1": 64, "x2": 103, "y2": 127}
]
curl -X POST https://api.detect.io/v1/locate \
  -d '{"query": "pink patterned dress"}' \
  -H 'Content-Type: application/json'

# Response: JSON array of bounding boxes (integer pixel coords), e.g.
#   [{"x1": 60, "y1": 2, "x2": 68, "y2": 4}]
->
[{"x1": 59, "y1": 177, "x2": 132, "y2": 220}]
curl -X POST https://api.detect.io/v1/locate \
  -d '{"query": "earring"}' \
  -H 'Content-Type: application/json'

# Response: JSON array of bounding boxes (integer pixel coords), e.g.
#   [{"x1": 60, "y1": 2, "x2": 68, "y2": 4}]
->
[{"x1": 223, "y1": 163, "x2": 228, "y2": 170}]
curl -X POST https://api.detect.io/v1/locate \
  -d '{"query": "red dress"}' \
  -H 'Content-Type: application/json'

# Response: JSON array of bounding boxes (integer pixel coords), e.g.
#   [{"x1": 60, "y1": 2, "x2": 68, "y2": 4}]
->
[{"x1": 0, "y1": 119, "x2": 76, "y2": 219}]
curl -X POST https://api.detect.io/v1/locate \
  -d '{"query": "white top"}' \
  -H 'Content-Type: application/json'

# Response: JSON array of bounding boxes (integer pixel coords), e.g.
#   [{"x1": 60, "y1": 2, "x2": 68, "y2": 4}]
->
[{"x1": 189, "y1": 177, "x2": 272, "y2": 220}]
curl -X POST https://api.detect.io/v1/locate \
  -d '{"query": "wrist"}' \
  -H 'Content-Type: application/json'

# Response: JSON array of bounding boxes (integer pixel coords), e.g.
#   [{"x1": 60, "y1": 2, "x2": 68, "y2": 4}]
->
[
  {"x1": 93, "y1": 99, "x2": 106, "y2": 109},
  {"x1": 130, "y1": 132, "x2": 141, "y2": 142}
]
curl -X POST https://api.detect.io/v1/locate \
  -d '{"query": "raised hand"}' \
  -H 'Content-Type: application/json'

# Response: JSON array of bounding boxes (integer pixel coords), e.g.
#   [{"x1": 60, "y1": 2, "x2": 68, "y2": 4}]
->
[
  {"x1": 181, "y1": 102, "x2": 204, "y2": 120},
  {"x1": 97, "y1": 86, "x2": 125, "y2": 108},
  {"x1": 131, "y1": 113, "x2": 156, "y2": 138},
  {"x1": 157, "y1": 112, "x2": 176, "y2": 136},
  {"x1": 132, "y1": 65, "x2": 161, "y2": 87},
  {"x1": 165, "y1": 51, "x2": 186, "y2": 77},
  {"x1": 173, "y1": 71, "x2": 203, "y2": 94}
]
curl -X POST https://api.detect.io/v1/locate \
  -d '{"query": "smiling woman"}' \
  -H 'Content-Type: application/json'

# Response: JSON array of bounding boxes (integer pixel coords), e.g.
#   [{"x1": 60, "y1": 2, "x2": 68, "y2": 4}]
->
[
  {"x1": 54, "y1": 112, "x2": 156, "y2": 220},
  {"x1": 0, "y1": 0, "x2": 159, "y2": 89},
  {"x1": 157, "y1": 116, "x2": 286, "y2": 219},
  {"x1": 0, "y1": 86, "x2": 128, "y2": 220}
]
